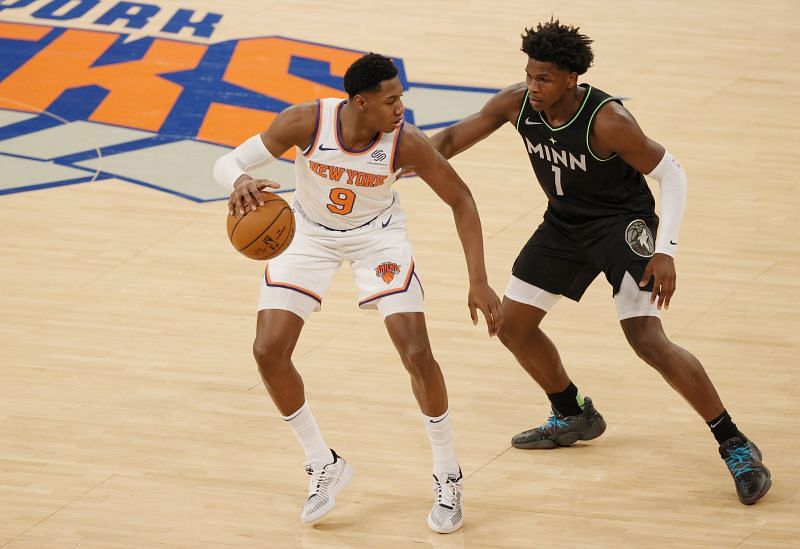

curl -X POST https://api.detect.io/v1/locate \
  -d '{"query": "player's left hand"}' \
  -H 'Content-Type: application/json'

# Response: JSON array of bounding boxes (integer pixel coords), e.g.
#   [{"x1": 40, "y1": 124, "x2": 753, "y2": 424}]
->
[
  {"x1": 639, "y1": 253, "x2": 676, "y2": 310},
  {"x1": 468, "y1": 282, "x2": 503, "y2": 336}
]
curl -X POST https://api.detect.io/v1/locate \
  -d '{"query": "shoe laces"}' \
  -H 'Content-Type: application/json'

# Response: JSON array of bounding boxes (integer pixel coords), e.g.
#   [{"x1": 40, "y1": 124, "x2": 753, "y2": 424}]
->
[
  {"x1": 305, "y1": 463, "x2": 336, "y2": 498},
  {"x1": 724, "y1": 445, "x2": 756, "y2": 478},
  {"x1": 434, "y1": 474, "x2": 461, "y2": 509},
  {"x1": 544, "y1": 411, "x2": 569, "y2": 430}
]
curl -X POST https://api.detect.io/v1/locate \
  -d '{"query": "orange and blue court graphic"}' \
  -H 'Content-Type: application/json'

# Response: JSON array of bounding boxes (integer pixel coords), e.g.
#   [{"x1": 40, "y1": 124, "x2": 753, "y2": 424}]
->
[{"x1": 0, "y1": 3, "x2": 496, "y2": 200}]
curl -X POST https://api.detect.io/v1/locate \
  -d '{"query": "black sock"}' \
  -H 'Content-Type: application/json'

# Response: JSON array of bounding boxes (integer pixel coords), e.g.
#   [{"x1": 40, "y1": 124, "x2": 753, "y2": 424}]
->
[
  {"x1": 707, "y1": 409, "x2": 743, "y2": 445},
  {"x1": 547, "y1": 382, "x2": 583, "y2": 417}
]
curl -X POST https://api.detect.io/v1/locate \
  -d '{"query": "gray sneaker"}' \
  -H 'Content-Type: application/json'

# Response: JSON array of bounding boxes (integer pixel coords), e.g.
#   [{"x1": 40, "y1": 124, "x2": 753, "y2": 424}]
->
[
  {"x1": 719, "y1": 436, "x2": 772, "y2": 505},
  {"x1": 512, "y1": 396, "x2": 607, "y2": 449}
]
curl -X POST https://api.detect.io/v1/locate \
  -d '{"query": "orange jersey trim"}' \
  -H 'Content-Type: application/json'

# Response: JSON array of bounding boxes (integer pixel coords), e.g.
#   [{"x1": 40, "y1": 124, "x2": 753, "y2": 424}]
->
[
  {"x1": 265, "y1": 266, "x2": 322, "y2": 303},
  {"x1": 301, "y1": 99, "x2": 322, "y2": 156},
  {"x1": 333, "y1": 100, "x2": 383, "y2": 156},
  {"x1": 389, "y1": 121, "x2": 404, "y2": 173}
]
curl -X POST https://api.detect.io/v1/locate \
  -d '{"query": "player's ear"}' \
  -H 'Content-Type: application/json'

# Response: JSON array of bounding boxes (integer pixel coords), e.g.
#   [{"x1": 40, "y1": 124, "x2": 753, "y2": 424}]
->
[
  {"x1": 566, "y1": 72, "x2": 578, "y2": 89},
  {"x1": 352, "y1": 94, "x2": 367, "y2": 111}
]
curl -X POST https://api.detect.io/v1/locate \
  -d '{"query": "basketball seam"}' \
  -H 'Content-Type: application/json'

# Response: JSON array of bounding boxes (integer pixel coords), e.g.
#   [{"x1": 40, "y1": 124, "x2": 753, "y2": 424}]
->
[
  {"x1": 228, "y1": 193, "x2": 286, "y2": 245},
  {"x1": 238, "y1": 206, "x2": 292, "y2": 252}
]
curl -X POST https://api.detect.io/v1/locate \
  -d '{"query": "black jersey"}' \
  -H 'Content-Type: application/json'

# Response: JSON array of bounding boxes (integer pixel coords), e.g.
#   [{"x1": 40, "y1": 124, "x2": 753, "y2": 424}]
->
[{"x1": 515, "y1": 84, "x2": 655, "y2": 223}]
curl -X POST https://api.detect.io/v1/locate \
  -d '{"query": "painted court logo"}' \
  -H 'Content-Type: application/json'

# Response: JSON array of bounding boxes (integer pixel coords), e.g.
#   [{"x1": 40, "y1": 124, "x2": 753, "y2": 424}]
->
[
  {"x1": 375, "y1": 262, "x2": 401, "y2": 284},
  {"x1": 0, "y1": 2, "x2": 497, "y2": 201}
]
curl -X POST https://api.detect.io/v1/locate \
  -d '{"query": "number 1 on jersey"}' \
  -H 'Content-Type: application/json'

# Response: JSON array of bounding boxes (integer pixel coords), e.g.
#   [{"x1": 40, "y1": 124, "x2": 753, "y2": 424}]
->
[
  {"x1": 327, "y1": 187, "x2": 356, "y2": 215},
  {"x1": 551, "y1": 165, "x2": 564, "y2": 196}
]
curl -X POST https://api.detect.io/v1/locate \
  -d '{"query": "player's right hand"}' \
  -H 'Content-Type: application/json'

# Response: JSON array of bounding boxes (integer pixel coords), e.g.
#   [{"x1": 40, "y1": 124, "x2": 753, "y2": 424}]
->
[
  {"x1": 468, "y1": 281, "x2": 503, "y2": 336},
  {"x1": 639, "y1": 253, "x2": 676, "y2": 310},
  {"x1": 229, "y1": 175, "x2": 281, "y2": 216}
]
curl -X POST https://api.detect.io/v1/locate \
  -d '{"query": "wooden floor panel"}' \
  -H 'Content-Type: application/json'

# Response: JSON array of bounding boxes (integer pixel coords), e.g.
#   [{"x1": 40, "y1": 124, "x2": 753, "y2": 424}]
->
[{"x1": 2, "y1": 1, "x2": 799, "y2": 547}]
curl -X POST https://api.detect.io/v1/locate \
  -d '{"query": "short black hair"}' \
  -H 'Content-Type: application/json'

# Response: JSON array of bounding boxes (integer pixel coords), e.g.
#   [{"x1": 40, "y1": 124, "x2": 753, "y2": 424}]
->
[
  {"x1": 343, "y1": 53, "x2": 398, "y2": 98},
  {"x1": 521, "y1": 19, "x2": 594, "y2": 75}
]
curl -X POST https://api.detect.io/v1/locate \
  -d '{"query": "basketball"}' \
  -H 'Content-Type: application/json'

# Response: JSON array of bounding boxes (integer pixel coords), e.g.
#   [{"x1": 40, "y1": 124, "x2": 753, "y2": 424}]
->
[{"x1": 226, "y1": 192, "x2": 295, "y2": 260}]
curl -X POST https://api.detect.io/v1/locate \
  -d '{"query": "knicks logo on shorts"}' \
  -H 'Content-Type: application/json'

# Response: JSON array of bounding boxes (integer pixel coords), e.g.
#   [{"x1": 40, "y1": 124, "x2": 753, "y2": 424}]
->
[
  {"x1": 625, "y1": 219, "x2": 655, "y2": 257},
  {"x1": 375, "y1": 262, "x2": 401, "y2": 284}
]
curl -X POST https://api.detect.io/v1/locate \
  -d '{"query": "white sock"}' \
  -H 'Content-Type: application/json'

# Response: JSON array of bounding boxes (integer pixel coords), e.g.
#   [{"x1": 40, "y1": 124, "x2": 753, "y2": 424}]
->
[
  {"x1": 423, "y1": 410, "x2": 459, "y2": 478},
  {"x1": 282, "y1": 402, "x2": 334, "y2": 467}
]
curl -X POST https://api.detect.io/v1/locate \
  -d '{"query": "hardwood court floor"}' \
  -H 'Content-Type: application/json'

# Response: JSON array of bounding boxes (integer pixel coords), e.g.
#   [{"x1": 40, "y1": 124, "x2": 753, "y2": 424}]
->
[{"x1": 1, "y1": 1, "x2": 799, "y2": 547}]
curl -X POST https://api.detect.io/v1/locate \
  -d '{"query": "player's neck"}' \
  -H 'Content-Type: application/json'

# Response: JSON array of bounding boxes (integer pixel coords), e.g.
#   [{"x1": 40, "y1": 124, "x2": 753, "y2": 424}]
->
[
  {"x1": 339, "y1": 104, "x2": 381, "y2": 150},
  {"x1": 543, "y1": 86, "x2": 584, "y2": 128}
]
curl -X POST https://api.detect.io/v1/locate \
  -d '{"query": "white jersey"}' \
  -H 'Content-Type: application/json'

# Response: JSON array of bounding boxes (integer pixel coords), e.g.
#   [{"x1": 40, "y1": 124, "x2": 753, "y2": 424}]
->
[{"x1": 294, "y1": 98, "x2": 403, "y2": 230}]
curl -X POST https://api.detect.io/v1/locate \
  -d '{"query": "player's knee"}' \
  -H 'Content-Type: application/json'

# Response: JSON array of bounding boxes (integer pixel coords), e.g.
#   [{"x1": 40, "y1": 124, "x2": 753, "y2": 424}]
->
[
  {"x1": 252, "y1": 336, "x2": 292, "y2": 376},
  {"x1": 397, "y1": 343, "x2": 437, "y2": 378},
  {"x1": 497, "y1": 324, "x2": 515, "y2": 349},
  {"x1": 622, "y1": 317, "x2": 669, "y2": 365},
  {"x1": 626, "y1": 328, "x2": 668, "y2": 367},
  {"x1": 497, "y1": 323, "x2": 528, "y2": 352},
  {"x1": 633, "y1": 340, "x2": 661, "y2": 366}
]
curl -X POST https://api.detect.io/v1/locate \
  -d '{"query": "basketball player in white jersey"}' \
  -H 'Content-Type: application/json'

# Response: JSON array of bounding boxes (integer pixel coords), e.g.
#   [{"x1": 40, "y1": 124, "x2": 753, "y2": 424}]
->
[{"x1": 213, "y1": 53, "x2": 502, "y2": 533}]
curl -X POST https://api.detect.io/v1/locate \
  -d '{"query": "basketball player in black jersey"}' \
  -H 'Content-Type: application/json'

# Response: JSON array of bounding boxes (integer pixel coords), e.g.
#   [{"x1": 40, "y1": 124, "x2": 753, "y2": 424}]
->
[{"x1": 430, "y1": 19, "x2": 771, "y2": 505}]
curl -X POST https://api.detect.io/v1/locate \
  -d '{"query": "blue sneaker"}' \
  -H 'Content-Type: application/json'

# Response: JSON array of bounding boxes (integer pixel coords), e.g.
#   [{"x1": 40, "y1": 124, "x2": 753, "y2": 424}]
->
[
  {"x1": 719, "y1": 436, "x2": 771, "y2": 505},
  {"x1": 511, "y1": 396, "x2": 606, "y2": 449}
]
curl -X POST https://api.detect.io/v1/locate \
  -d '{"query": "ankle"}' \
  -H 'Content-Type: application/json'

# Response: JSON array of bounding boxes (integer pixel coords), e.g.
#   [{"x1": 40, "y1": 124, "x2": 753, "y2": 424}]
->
[
  {"x1": 707, "y1": 409, "x2": 744, "y2": 445},
  {"x1": 547, "y1": 382, "x2": 583, "y2": 416}
]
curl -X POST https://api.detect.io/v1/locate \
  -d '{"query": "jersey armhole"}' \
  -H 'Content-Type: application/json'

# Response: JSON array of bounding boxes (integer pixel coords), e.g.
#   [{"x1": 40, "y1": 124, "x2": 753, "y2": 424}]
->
[
  {"x1": 585, "y1": 97, "x2": 621, "y2": 162},
  {"x1": 389, "y1": 121, "x2": 405, "y2": 173},
  {"x1": 515, "y1": 89, "x2": 529, "y2": 131},
  {"x1": 301, "y1": 99, "x2": 322, "y2": 156}
]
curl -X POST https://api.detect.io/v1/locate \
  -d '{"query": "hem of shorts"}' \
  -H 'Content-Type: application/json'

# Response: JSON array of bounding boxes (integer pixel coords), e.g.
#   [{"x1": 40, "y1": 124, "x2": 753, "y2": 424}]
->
[{"x1": 264, "y1": 272, "x2": 322, "y2": 304}]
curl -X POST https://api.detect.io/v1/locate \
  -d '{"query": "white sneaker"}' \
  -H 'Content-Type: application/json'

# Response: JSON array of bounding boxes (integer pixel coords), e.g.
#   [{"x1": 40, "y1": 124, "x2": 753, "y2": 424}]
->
[
  {"x1": 300, "y1": 450, "x2": 353, "y2": 524},
  {"x1": 426, "y1": 469, "x2": 463, "y2": 533}
]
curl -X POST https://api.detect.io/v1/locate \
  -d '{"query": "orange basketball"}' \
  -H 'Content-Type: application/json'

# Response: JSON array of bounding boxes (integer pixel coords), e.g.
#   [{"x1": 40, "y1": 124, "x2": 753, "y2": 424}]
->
[{"x1": 226, "y1": 192, "x2": 295, "y2": 260}]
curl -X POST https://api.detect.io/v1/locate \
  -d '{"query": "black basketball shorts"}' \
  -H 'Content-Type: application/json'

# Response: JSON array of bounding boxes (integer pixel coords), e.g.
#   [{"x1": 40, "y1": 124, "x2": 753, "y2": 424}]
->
[{"x1": 511, "y1": 213, "x2": 660, "y2": 301}]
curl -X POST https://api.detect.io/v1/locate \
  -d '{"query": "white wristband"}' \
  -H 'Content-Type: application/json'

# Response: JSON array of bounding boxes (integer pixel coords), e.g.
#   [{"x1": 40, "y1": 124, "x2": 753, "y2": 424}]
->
[
  {"x1": 212, "y1": 134, "x2": 275, "y2": 191},
  {"x1": 646, "y1": 151, "x2": 687, "y2": 257}
]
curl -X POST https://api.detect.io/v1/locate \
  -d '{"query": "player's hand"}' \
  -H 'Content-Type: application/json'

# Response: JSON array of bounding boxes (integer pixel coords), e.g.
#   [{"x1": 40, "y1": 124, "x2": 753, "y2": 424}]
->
[
  {"x1": 467, "y1": 281, "x2": 503, "y2": 336},
  {"x1": 639, "y1": 253, "x2": 676, "y2": 310},
  {"x1": 229, "y1": 175, "x2": 281, "y2": 216}
]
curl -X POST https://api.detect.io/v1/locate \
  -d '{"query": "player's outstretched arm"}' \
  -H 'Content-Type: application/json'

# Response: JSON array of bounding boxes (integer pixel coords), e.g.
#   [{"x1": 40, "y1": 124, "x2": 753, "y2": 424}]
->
[
  {"x1": 213, "y1": 102, "x2": 318, "y2": 216},
  {"x1": 592, "y1": 103, "x2": 688, "y2": 310},
  {"x1": 397, "y1": 124, "x2": 503, "y2": 335},
  {"x1": 430, "y1": 83, "x2": 525, "y2": 159}
]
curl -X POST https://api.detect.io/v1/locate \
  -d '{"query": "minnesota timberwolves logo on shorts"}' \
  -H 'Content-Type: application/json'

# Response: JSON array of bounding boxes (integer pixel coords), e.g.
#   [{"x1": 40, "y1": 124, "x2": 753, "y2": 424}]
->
[{"x1": 625, "y1": 219, "x2": 655, "y2": 257}]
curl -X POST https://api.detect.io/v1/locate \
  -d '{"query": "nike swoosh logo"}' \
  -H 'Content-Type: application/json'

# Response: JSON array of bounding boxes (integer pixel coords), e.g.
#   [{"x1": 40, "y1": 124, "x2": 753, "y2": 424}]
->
[
  {"x1": 670, "y1": 240, "x2": 678, "y2": 245},
  {"x1": 381, "y1": 215, "x2": 392, "y2": 228},
  {"x1": 524, "y1": 117, "x2": 543, "y2": 125},
  {"x1": 318, "y1": 144, "x2": 337, "y2": 151},
  {"x1": 710, "y1": 418, "x2": 724, "y2": 428}
]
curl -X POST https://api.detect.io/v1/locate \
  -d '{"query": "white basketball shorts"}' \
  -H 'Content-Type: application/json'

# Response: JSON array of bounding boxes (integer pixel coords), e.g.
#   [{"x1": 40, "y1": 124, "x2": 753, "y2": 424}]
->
[{"x1": 258, "y1": 200, "x2": 424, "y2": 321}]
